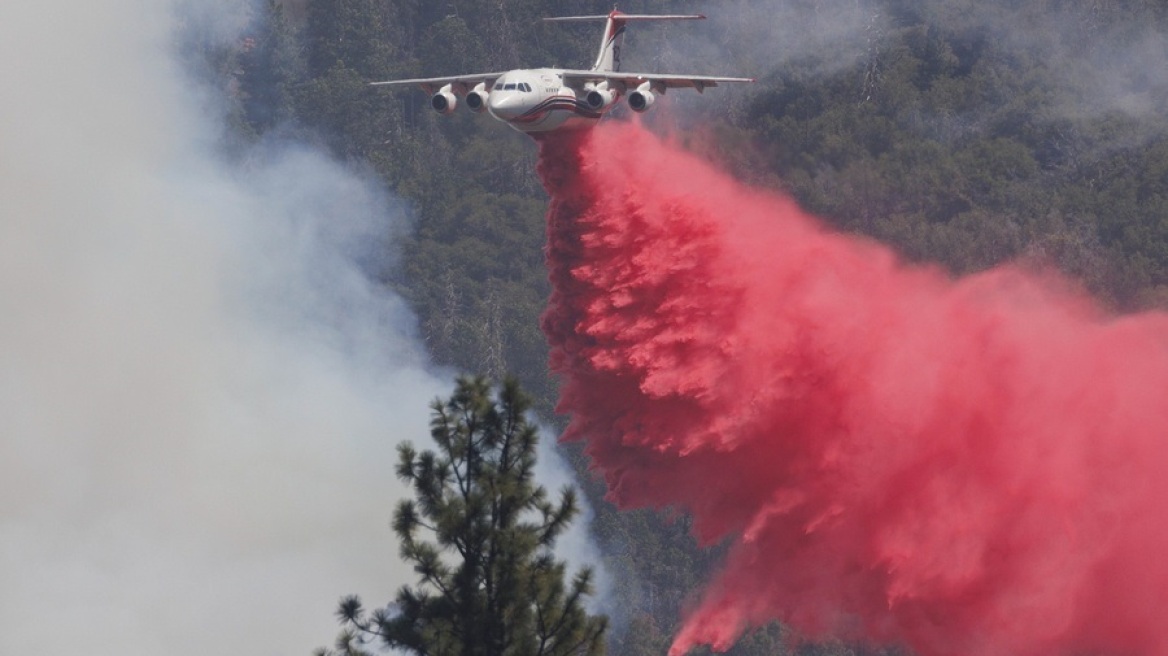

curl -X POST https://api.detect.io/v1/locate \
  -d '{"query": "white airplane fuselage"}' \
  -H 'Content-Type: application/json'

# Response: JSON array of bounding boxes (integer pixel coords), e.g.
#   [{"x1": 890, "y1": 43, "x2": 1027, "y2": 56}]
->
[
  {"x1": 485, "y1": 69, "x2": 605, "y2": 133},
  {"x1": 370, "y1": 10, "x2": 752, "y2": 135}
]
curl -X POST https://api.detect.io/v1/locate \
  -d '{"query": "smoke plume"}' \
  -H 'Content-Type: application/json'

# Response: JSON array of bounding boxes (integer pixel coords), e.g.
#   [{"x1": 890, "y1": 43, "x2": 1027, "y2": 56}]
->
[
  {"x1": 0, "y1": 2, "x2": 447, "y2": 654},
  {"x1": 0, "y1": 3, "x2": 612, "y2": 653},
  {"x1": 539, "y1": 122, "x2": 1168, "y2": 656}
]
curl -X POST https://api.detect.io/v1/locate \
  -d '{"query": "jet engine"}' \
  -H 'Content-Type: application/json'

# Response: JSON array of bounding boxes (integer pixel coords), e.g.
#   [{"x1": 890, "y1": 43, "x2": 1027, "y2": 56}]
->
[
  {"x1": 585, "y1": 83, "x2": 617, "y2": 111},
  {"x1": 627, "y1": 82, "x2": 656, "y2": 113},
  {"x1": 465, "y1": 83, "x2": 489, "y2": 113},
  {"x1": 431, "y1": 84, "x2": 457, "y2": 115}
]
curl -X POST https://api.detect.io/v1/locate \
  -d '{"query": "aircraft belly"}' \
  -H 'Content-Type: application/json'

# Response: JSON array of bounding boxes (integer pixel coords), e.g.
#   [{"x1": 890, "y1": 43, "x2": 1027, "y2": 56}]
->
[{"x1": 507, "y1": 104, "x2": 602, "y2": 133}]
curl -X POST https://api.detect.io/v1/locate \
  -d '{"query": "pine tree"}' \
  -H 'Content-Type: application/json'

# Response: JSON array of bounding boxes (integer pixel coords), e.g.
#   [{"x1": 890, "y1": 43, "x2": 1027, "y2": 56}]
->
[{"x1": 318, "y1": 376, "x2": 607, "y2": 656}]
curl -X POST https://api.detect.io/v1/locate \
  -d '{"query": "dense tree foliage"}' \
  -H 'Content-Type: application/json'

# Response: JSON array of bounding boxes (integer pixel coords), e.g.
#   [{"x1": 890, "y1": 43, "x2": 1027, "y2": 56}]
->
[
  {"x1": 698, "y1": 0, "x2": 1168, "y2": 310},
  {"x1": 216, "y1": 1, "x2": 1168, "y2": 653},
  {"x1": 318, "y1": 377, "x2": 606, "y2": 656}
]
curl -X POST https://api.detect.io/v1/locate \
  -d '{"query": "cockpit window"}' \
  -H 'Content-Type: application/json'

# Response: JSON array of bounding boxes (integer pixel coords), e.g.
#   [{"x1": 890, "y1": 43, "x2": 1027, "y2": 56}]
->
[
  {"x1": 520, "y1": 83, "x2": 531, "y2": 92},
  {"x1": 503, "y1": 83, "x2": 516, "y2": 91}
]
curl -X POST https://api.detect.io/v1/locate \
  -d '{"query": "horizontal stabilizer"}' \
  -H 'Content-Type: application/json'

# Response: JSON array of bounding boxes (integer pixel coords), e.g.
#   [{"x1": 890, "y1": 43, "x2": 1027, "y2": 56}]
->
[
  {"x1": 547, "y1": 12, "x2": 708, "y2": 72},
  {"x1": 542, "y1": 14, "x2": 705, "y2": 22}
]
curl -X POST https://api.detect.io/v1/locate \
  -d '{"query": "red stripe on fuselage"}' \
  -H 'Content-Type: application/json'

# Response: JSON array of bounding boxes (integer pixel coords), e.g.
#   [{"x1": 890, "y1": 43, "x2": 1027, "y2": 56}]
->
[{"x1": 513, "y1": 96, "x2": 602, "y2": 123}]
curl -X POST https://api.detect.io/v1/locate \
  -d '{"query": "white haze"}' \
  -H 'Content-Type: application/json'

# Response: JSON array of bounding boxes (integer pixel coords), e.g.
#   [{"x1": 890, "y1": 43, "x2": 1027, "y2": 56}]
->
[
  {"x1": 608, "y1": 0, "x2": 875, "y2": 121},
  {"x1": 612, "y1": 0, "x2": 1168, "y2": 134},
  {"x1": 0, "y1": 1, "x2": 606, "y2": 654},
  {"x1": 532, "y1": 429, "x2": 612, "y2": 613}
]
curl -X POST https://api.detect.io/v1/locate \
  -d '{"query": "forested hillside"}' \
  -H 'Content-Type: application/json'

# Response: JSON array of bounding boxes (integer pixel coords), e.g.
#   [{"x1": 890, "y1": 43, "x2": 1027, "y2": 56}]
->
[{"x1": 214, "y1": 1, "x2": 1168, "y2": 653}]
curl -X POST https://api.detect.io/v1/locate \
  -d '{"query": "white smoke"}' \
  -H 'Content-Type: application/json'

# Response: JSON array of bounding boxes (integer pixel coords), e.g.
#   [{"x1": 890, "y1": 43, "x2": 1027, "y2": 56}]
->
[
  {"x1": 611, "y1": 0, "x2": 872, "y2": 75},
  {"x1": 616, "y1": 0, "x2": 1168, "y2": 136},
  {"x1": 533, "y1": 430, "x2": 612, "y2": 613},
  {"x1": 0, "y1": 1, "x2": 446, "y2": 654},
  {"x1": 0, "y1": 1, "x2": 614, "y2": 652}
]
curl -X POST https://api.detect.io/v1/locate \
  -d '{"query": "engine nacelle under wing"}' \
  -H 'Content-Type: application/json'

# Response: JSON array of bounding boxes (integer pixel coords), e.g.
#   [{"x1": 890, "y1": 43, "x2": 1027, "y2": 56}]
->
[
  {"x1": 465, "y1": 83, "x2": 489, "y2": 113},
  {"x1": 627, "y1": 90, "x2": 655, "y2": 112},
  {"x1": 630, "y1": 81, "x2": 658, "y2": 113},
  {"x1": 431, "y1": 84, "x2": 457, "y2": 115},
  {"x1": 585, "y1": 83, "x2": 618, "y2": 111}
]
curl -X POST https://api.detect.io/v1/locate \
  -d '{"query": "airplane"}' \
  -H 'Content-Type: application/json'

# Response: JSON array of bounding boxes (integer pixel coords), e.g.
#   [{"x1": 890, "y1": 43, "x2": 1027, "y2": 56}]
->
[{"x1": 369, "y1": 8, "x2": 754, "y2": 133}]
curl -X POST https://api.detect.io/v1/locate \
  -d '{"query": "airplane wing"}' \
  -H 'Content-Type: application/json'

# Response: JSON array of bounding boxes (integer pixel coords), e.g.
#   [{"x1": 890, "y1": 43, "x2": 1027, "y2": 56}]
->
[
  {"x1": 369, "y1": 73, "x2": 508, "y2": 95},
  {"x1": 560, "y1": 70, "x2": 755, "y2": 92}
]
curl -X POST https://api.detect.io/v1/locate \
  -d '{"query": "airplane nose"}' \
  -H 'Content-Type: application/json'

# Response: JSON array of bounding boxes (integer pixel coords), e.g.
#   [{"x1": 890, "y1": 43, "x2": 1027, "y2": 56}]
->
[{"x1": 488, "y1": 94, "x2": 521, "y2": 119}]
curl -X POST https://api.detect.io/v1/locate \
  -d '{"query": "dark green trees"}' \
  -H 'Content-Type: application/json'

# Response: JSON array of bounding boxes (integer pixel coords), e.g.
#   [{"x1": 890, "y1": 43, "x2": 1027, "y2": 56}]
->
[{"x1": 319, "y1": 377, "x2": 607, "y2": 656}]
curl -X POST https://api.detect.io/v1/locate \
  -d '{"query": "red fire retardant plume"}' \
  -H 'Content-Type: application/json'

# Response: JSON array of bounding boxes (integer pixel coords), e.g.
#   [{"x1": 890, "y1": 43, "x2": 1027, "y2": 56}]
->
[{"x1": 537, "y1": 122, "x2": 1168, "y2": 656}]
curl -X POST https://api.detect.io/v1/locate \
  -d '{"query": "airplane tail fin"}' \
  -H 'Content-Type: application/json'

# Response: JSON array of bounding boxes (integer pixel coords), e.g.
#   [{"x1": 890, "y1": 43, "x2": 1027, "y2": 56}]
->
[{"x1": 543, "y1": 10, "x2": 705, "y2": 72}]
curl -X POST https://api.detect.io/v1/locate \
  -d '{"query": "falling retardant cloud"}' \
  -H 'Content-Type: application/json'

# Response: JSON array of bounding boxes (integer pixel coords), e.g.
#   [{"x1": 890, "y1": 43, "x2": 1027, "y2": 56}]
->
[
  {"x1": 538, "y1": 121, "x2": 1168, "y2": 656},
  {"x1": 0, "y1": 1, "x2": 449, "y2": 654}
]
